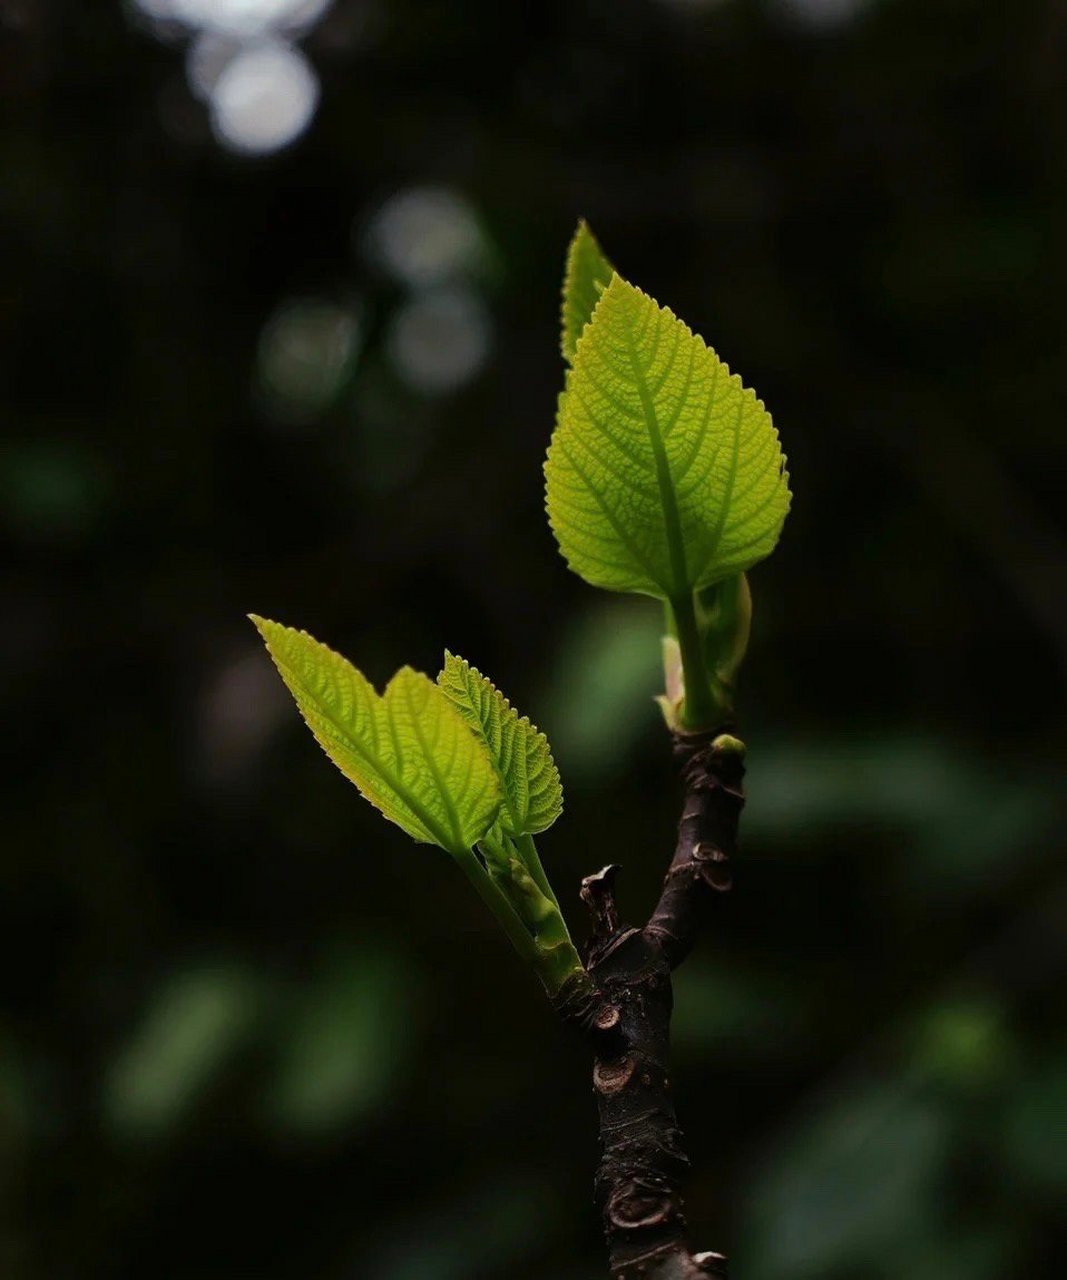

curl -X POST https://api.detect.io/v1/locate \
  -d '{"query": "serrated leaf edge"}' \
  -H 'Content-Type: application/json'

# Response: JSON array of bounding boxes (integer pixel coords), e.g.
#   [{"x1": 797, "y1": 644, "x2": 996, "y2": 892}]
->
[
  {"x1": 250, "y1": 616, "x2": 502, "y2": 855},
  {"x1": 560, "y1": 218, "x2": 615, "y2": 365},
  {"x1": 438, "y1": 650, "x2": 563, "y2": 836},
  {"x1": 545, "y1": 273, "x2": 792, "y2": 598}
]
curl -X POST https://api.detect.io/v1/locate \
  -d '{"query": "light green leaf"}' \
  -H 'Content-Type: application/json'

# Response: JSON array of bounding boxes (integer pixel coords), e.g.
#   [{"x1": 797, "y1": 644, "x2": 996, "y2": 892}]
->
[
  {"x1": 437, "y1": 652, "x2": 562, "y2": 837},
  {"x1": 251, "y1": 617, "x2": 501, "y2": 854},
  {"x1": 546, "y1": 273, "x2": 791, "y2": 601},
  {"x1": 560, "y1": 219, "x2": 615, "y2": 364}
]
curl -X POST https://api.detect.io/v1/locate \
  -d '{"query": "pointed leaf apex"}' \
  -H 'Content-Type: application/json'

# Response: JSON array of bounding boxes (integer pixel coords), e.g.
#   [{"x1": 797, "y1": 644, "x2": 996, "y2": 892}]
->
[
  {"x1": 250, "y1": 621, "x2": 500, "y2": 855},
  {"x1": 546, "y1": 267, "x2": 790, "y2": 599},
  {"x1": 561, "y1": 220, "x2": 616, "y2": 364},
  {"x1": 437, "y1": 652, "x2": 563, "y2": 837}
]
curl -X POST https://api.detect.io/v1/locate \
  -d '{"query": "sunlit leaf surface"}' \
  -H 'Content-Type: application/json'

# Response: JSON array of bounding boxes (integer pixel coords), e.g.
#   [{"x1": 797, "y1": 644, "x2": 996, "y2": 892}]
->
[
  {"x1": 560, "y1": 219, "x2": 614, "y2": 365},
  {"x1": 252, "y1": 617, "x2": 501, "y2": 854},
  {"x1": 438, "y1": 651, "x2": 562, "y2": 836},
  {"x1": 547, "y1": 273, "x2": 790, "y2": 600}
]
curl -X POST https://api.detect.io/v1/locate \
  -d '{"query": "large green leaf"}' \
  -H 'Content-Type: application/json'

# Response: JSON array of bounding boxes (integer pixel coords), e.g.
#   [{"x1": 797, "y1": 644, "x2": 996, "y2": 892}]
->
[
  {"x1": 251, "y1": 617, "x2": 501, "y2": 854},
  {"x1": 560, "y1": 219, "x2": 615, "y2": 364},
  {"x1": 437, "y1": 652, "x2": 562, "y2": 837},
  {"x1": 546, "y1": 273, "x2": 791, "y2": 601}
]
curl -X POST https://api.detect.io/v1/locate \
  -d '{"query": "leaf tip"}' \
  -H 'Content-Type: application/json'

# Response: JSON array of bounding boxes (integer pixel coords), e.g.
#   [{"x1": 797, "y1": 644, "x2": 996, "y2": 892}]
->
[
  {"x1": 561, "y1": 219, "x2": 616, "y2": 364},
  {"x1": 248, "y1": 613, "x2": 283, "y2": 646}
]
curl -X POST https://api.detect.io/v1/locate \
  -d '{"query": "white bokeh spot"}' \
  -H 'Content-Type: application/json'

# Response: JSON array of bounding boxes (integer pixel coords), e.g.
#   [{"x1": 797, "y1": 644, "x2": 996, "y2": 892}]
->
[
  {"x1": 209, "y1": 41, "x2": 319, "y2": 156},
  {"x1": 365, "y1": 188, "x2": 487, "y2": 289},
  {"x1": 134, "y1": 0, "x2": 332, "y2": 37},
  {"x1": 386, "y1": 288, "x2": 492, "y2": 396}
]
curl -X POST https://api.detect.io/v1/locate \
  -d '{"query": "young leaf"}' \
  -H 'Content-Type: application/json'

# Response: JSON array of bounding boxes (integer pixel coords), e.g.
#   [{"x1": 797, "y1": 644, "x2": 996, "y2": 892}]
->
[
  {"x1": 437, "y1": 652, "x2": 562, "y2": 837},
  {"x1": 250, "y1": 617, "x2": 501, "y2": 855},
  {"x1": 561, "y1": 219, "x2": 615, "y2": 364},
  {"x1": 546, "y1": 274, "x2": 791, "y2": 602}
]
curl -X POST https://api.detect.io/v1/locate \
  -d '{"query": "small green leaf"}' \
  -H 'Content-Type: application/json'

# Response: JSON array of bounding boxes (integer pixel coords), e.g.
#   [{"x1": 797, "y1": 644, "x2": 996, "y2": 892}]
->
[
  {"x1": 437, "y1": 652, "x2": 563, "y2": 837},
  {"x1": 561, "y1": 219, "x2": 615, "y2": 364},
  {"x1": 546, "y1": 273, "x2": 791, "y2": 601},
  {"x1": 251, "y1": 617, "x2": 501, "y2": 855}
]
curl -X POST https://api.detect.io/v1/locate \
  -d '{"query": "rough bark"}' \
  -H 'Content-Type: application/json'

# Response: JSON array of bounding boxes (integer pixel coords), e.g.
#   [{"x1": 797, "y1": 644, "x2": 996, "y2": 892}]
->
[{"x1": 556, "y1": 731, "x2": 745, "y2": 1279}]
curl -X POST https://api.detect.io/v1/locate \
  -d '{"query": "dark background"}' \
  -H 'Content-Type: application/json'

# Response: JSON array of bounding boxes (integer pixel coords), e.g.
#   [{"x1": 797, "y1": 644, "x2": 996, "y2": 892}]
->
[{"x1": 4, "y1": 0, "x2": 1067, "y2": 1276}]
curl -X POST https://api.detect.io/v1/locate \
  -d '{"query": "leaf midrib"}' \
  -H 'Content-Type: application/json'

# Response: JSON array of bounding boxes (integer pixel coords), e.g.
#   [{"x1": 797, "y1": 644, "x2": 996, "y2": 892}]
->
[
  {"x1": 280, "y1": 656, "x2": 456, "y2": 851},
  {"x1": 451, "y1": 663, "x2": 526, "y2": 834},
  {"x1": 621, "y1": 303, "x2": 689, "y2": 600},
  {"x1": 404, "y1": 677, "x2": 470, "y2": 855}
]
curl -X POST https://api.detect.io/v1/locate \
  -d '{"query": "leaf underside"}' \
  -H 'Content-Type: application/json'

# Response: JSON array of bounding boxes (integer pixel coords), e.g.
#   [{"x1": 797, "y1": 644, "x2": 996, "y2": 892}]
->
[
  {"x1": 251, "y1": 617, "x2": 501, "y2": 855},
  {"x1": 561, "y1": 220, "x2": 615, "y2": 365},
  {"x1": 437, "y1": 651, "x2": 563, "y2": 837},
  {"x1": 546, "y1": 273, "x2": 791, "y2": 601}
]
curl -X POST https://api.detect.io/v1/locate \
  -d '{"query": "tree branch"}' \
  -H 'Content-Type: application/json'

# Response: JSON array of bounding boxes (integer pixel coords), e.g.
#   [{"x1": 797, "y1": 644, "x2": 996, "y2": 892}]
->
[
  {"x1": 555, "y1": 730, "x2": 746, "y2": 1279},
  {"x1": 647, "y1": 733, "x2": 744, "y2": 969}
]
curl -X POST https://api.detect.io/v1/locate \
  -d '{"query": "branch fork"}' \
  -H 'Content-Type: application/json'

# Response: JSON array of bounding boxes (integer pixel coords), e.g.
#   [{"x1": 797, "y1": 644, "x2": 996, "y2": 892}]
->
[{"x1": 554, "y1": 731, "x2": 746, "y2": 1279}]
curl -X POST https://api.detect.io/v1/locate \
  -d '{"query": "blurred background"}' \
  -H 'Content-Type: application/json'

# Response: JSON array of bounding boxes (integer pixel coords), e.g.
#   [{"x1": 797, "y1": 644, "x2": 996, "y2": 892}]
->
[{"x1": 3, "y1": 0, "x2": 1067, "y2": 1276}]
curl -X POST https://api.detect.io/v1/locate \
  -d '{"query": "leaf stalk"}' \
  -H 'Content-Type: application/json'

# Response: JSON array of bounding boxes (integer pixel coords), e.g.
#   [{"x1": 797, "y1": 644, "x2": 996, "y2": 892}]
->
[
  {"x1": 479, "y1": 833, "x2": 585, "y2": 996},
  {"x1": 453, "y1": 846, "x2": 543, "y2": 974},
  {"x1": 670, "y1": 590, "x2": 719, "y2": 731}
]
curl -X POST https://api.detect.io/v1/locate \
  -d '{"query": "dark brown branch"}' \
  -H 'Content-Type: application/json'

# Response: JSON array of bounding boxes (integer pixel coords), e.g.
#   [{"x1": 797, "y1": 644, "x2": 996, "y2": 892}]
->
[
  {"x1": 581, "y1": 863, "x2": 624, "y2": 948},
  {"x1": 556, "y1": 731, "x2": 746, "y2": 1279},
  {"x1": 647, "y1": 733, "x2": 745, "y2": 969}
]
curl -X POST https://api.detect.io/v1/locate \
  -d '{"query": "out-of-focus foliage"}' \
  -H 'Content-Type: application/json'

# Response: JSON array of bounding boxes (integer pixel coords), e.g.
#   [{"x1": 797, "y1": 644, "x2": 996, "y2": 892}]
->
[
  {"x1": 545, "y1": 599, "x2": 666, "y2": 782},
  {"x1": 3, "y1": 0, "x2": 1067, "y2": 1277}
]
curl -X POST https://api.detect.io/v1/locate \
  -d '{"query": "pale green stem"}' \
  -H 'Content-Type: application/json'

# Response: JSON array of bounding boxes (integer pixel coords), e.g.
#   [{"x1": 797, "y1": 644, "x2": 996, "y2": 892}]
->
[
  {"x1": 453, "y1": 846, "x2": 542, "y2": 973},
  {"x1": 670, "y1": 590, "x2": 717, "y2": 730},
  {"x1": 478, "y1": 833, "x2": 584, "y2": 997},
  {"x1": 513, "y1": 831, "x2": 563, "y2": 915}
]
